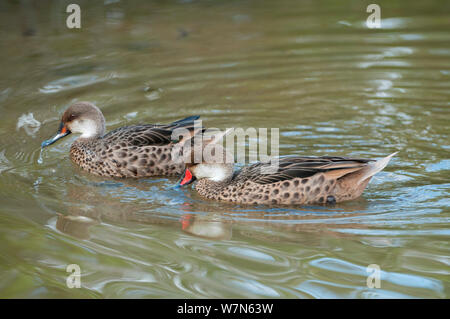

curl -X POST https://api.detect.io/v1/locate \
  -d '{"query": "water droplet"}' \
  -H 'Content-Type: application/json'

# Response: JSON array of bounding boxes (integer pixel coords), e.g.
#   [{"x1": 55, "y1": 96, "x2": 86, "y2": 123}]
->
[{"x1": 37, "y1": 148, "x2": 44, "y2": 164}]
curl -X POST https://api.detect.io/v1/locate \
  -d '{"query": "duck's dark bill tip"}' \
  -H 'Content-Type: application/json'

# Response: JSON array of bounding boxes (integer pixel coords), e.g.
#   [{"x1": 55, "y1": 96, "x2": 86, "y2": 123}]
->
[
  {"x1": 41, "y1": 129, "x2": 71, "y2": 148},
  {"x1": 41, "y1": 139, "x2": 54, "y2": 148}
]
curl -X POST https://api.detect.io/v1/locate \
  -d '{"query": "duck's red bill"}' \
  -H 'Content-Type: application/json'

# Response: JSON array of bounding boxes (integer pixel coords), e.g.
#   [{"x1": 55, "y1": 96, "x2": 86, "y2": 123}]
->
[{"x1": 179, "y1": 169, "x2": 195, "y2": 186}]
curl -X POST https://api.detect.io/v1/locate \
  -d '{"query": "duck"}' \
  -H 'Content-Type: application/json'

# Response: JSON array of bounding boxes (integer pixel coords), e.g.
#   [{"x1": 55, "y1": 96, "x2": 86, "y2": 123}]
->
[
  {"x1": 178, "y1": 130, "x2": 396, "y2": 205},
  {"x1": 41, "y1": 101, "x2": 202, "y2": 178}
]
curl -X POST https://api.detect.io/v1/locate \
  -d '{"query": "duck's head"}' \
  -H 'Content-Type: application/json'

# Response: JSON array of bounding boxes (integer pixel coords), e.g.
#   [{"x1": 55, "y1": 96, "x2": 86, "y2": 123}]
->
[
  {"x1": 179, "y1": 162, "x2": 234, "y2": 186},
  {"x1": 179, "y1": 128, "x2": 234, "y2": 186},
  {"x1": 41, "y1": 102, "x2": 106, "y2": 148}
]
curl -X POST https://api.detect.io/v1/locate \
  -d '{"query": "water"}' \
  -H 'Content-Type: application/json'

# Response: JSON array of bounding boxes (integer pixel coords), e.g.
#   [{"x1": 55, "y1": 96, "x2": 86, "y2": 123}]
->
[{"x1": 0, "y1": 0, "x2": 449, "y2": 298}]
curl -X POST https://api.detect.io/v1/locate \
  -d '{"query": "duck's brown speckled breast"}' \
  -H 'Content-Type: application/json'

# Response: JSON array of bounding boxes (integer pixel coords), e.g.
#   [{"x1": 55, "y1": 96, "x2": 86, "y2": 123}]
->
[
  {"x1": 193, "y1": 171, "x2": 370, "y2": 206},
  {"x1": 69, "y1": 139, "x2": 184, "y2": 178}
]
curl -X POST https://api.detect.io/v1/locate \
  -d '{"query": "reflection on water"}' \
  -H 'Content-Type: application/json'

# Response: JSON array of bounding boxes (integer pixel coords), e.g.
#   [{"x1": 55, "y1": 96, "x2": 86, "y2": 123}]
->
[{"x1": 0, "y1": 0, "x2": 449, "y2": 298}]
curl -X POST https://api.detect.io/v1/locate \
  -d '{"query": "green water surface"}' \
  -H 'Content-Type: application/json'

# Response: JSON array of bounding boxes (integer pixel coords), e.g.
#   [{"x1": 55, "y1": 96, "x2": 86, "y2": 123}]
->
[{"x1": 0, "y1": 0, "x2": 449, "y2": 298}]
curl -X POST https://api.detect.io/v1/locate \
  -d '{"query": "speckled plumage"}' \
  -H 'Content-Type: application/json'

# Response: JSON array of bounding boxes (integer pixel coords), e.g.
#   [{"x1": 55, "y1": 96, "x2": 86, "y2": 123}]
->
[
  {"x1": 186, "y1": 154, "x2": 396, "y2": 206},
  {"x1": 42, "y1": 102, "x2": 201, "y2": 178},
  {"x1": 69, "y1": 133, "x2": 182, "y2": 178}
]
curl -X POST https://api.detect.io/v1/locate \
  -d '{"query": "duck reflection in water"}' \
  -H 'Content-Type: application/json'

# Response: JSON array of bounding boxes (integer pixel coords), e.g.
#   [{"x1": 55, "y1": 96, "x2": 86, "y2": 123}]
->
[{"x1": 53, "y1": 176, "x2": 374, "y2": 243}]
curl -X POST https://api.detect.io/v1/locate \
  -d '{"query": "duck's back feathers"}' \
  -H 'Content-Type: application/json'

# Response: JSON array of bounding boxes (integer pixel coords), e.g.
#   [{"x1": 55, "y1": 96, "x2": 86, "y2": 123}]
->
[
  {"x1": 236, "y1": 156, "x2": 373, "y2": 185},
  {"x1": 102, "y1": 115, "x2": 201, "y2": 147},
  {"x1": 169, "y1": 115, "x2": 200, "y2": 126}
]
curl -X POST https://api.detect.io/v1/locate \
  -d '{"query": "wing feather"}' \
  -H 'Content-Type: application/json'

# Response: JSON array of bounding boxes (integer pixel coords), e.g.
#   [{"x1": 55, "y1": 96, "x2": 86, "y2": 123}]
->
[
  {"x1": 102, "y1": 115, "x2": 200, "y2": 147},
  {"x1": 237, "y1": 156, "x2": 373, "y2": 184}
]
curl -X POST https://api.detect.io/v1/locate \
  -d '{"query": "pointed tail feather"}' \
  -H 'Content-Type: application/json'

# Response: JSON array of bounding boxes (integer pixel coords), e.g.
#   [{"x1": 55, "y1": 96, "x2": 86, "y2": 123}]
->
[
  {"x1": 169, "y1": 115, "x2": 203, "y2": 143},
  {"x1": 354, "y1": 152, "x2": 397, "y2": 185},
  {"x1": 206, "y1": 128, "x2": 233, "y2": 145},
  {"x1": 170, "y1": 115, "x2": 200, "y2": 126}
]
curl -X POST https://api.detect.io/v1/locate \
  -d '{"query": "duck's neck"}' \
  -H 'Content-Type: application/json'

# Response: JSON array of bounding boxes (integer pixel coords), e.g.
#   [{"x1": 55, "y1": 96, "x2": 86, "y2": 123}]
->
[{"x1": 75, "y1": 118, "x2": 106, "y2": 141}]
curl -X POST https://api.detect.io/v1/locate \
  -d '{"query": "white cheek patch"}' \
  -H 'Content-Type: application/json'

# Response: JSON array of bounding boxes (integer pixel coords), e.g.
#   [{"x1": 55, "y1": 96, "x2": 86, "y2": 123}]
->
[
  {"x1": 195, "y1": 164, "x2": 228, "y2": 182},
  {"x1": 70, "y1": 119, "x2": 98, "y2": 138}
]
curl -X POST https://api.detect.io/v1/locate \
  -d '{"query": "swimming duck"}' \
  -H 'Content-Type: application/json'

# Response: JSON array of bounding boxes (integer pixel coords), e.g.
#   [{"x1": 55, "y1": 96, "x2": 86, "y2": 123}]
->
[
  {"x1": 41, "y1": 101, "x2": 201, "y2": 178},
  {"x1": 178, "y1": 131, "x2": 396, "y2": 205}
]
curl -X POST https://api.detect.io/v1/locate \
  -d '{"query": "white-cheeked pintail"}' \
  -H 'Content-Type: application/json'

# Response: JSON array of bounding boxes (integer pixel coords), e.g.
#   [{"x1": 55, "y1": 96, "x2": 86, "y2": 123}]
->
[
  {"x1": 41, "y1": 101, "x2": 201, "y2": 178},
  {"x1": 179, "y1": 131, "x2": 396, "y2": 206}
]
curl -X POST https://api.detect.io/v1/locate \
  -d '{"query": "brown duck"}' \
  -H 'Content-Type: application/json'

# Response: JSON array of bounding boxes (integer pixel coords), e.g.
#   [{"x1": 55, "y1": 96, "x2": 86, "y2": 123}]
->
[
  {"x1": 179, "y1": 132, "x2": 396, "y2": 205},
  {"x1": 41, "y1": 101, "x2": 201, "y2": 178}
]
